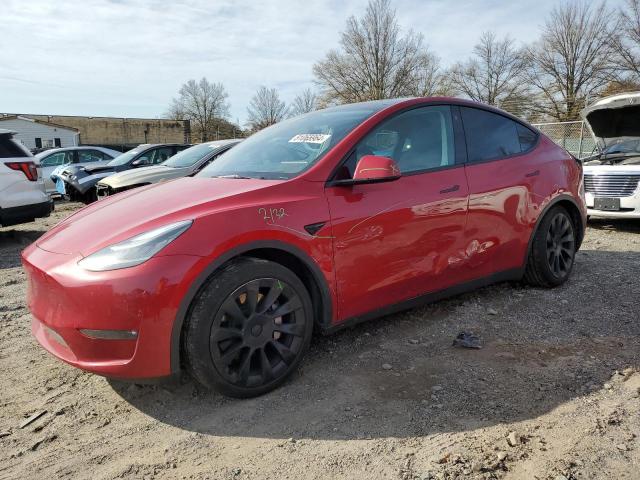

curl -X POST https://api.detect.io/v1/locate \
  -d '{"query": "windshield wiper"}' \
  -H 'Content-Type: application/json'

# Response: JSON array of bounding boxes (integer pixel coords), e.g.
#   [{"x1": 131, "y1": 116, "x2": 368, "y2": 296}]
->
[
  {"x1": 211, "y1": 174, "x2": 291, "y2": 180},
  {"x1": 214, "y1": 174, "x2": 253, "y2": 179}
]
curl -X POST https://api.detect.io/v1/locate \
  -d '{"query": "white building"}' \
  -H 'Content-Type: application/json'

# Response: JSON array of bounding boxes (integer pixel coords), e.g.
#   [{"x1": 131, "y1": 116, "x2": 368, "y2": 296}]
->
[{"x1": 0, "y1": 115, "x2": 79, "y2": 151}]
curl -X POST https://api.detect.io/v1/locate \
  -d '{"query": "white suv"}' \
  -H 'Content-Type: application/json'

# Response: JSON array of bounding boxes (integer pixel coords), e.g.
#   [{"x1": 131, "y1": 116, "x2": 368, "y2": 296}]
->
[
  {"x1": 0, "y1": 129, "x2": 53, "y2": 227},
  {"x1": 581, "y1": 92, "x2": 640, "y2": 219}
]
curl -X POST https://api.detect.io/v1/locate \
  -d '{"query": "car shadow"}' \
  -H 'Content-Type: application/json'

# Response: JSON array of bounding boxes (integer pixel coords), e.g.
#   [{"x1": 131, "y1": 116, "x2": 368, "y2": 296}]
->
[
  {"x1": 109, "y1": 249, "x2": 640, "y2": 440},
  {"x1": 0, "y1": 229, "x2": 45, "y2": 269},
  {"x1": 588, "y1": 217, "x2": 640, "y2": 233}
]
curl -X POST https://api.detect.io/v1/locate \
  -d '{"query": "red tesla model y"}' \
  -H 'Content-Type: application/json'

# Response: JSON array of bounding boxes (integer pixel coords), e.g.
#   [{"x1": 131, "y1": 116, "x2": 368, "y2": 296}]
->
[{"x1": 23, "y1": 98, "x2": 586, "y2": 397}]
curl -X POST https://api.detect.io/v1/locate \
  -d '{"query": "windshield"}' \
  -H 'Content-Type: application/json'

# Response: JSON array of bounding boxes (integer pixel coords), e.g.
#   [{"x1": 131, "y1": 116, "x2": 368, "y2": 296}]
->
[
  {"x1": 108, "y1": 147, "x2": 144, "y2": 166},
  {"x1": 602, "y1": 139, "x2": 640, "y2": 155},
  {"x1": 164, "y1": 142, "x2": 225, "y2": 168},
  {"x1": 198, "y1": 104, "x2": 388, "y2": 179}
]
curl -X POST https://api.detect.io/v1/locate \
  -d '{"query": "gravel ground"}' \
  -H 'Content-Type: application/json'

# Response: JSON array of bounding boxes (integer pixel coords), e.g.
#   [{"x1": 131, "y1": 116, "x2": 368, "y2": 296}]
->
[{"x1": 0, "y1": 202, "x2": 639, "y2": 480}]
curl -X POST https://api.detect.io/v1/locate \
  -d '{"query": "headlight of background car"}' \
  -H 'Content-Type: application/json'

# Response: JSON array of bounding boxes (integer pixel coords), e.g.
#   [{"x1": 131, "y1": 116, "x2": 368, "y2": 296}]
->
[{"x1": 78, "y1": 220, "x2": 192, "y2": 271}]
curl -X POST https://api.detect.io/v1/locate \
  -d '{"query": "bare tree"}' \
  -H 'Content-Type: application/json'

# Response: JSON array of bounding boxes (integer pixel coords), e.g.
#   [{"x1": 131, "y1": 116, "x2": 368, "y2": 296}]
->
[
  {"x1": 313, "y1": 0, "x2": 447, "y2": 104},
  {"x1": 288, "y1": 89, "x2": 318, "y2": 118},
  {"x1": 246, "y1": 86, "x2": 288, "y2": 131},
  {"x1": 414, "y1": 51, "x2": 454, "y2": 97},
  {"x1": 167, "y1": 78, "x2": 230, "y2": 141},
  {"x1": 526, "y1": 2, "x2": 618, "y2": 121},
  {"x1": 612, "y1": 0, "x2": 640, "y2": 80},
  {"x1": 449, "y1": 32, "x2": 529, "y2": 106}
]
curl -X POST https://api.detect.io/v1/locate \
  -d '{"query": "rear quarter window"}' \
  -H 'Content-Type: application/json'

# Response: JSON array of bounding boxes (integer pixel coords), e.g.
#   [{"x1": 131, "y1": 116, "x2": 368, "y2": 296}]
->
[
  {"x1": 517, "y1": 124, "x2": 538, "y2": 152},
  {"x1": 0, "y1": 136, "x2": 30, "y2": 158},
  {"x1": 461, "y1": 107, "x2": 531, "y2": 163}
]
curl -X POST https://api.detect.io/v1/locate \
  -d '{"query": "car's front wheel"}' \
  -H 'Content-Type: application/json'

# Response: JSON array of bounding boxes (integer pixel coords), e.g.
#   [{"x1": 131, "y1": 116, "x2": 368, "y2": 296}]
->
[
  {"x1": 524, "y1": 205, "x2": 577, "y2": 287},
  {"x1": 184, "y1": 257, "x2": 314, "y2": 398}
]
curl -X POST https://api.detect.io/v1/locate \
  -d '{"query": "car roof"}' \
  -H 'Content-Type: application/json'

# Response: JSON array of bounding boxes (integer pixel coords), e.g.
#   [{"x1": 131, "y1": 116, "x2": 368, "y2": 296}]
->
[
  {"x1": 318, "y1": 97, "x2": 534, "y2": 128},
  {"x1": 199, "y1": 139, "x2": 243, "y2": 147},
  {"x1": 137, "y1": 143, "x2": 189, "y2": 148},
  {"x1": 319, "y1": 98, "x2": 408, "y2": 116},
  {"x1": 0, "y1": 128, "x2": 17, "y2": 136},
  {"x1": 34, "y1": 146, "x2": 119, "y2": 157}
]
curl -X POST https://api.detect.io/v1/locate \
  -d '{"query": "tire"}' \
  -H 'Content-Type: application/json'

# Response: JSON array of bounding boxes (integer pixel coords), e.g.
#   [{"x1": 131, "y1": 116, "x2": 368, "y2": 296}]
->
[
  {"x1": 524, "y1": 205, "x2": 577, "y2": 288},
  {"x1": 82, "y1": 188, "x2": 97, "y2": 204},
  {"x1": 183, "y1": 257, "x2": 314, "y2": 398}
]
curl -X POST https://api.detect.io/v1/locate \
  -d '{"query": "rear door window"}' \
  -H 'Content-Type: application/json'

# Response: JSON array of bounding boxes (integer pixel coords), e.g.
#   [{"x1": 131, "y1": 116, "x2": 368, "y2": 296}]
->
[
  {"x1": 517, "y1": 124, "x2": 538, "y2": 152},
  {"x1": 460, "y1": 107, "x2": 522, "y2": 163},
  {"x1": 78, "y1": 150, "x2": 106, "y2": 163}
]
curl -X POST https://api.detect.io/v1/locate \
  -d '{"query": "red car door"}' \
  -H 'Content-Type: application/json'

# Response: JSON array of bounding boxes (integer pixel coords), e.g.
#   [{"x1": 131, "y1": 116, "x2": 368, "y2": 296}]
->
[
  {"x1": 460, "y1": 106, "x2": 543, "y2": 277},
  {"x1": 326, "y1": 105, "x2": 470, "y2": 322}
]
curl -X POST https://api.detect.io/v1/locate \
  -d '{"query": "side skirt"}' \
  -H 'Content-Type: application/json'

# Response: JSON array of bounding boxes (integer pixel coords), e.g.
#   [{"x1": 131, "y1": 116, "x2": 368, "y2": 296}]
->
[{"x1": 321, "y1": 268, "x2": 524, "y2": 335}]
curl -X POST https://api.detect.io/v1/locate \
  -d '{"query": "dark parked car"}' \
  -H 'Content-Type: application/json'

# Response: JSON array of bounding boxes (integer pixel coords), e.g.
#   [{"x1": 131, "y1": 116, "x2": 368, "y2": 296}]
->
[{"x1": 55, "y1": 143, "x2": 191, "y2": 203}]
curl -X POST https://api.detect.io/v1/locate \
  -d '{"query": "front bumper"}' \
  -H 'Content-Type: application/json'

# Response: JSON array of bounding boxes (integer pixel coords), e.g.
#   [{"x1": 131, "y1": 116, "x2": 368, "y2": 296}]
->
[
  {"x1": 22, "y1": 243, "x2": 204, "y2": 379},
  {"x1": 586, "y1": 191, "x2": 640, "y2": 218}
]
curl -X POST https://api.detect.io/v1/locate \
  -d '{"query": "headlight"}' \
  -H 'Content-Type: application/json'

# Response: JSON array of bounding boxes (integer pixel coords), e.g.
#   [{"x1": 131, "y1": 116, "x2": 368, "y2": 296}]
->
[{"x1": 78, "y1": 220, "x2": 192, "y2": 271}]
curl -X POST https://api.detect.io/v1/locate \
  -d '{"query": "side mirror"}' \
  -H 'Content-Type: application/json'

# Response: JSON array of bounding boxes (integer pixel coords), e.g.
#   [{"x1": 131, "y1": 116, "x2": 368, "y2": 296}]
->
[
  {"x1": 350, "y1": 155, "x2": 401, "y2": 184},
  {"x1": 132, "y1": 156, "x2": 149, "y2": 167}
]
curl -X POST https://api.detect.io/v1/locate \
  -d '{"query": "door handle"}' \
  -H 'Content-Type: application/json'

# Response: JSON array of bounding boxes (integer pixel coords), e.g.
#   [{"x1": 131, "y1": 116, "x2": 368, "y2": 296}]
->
[
  {"x1": 439, "y1": 184, "x2": 460, "y2": 194},
  {"x1": 525, "y1": 170, "x2": 540, "y2": 178}
]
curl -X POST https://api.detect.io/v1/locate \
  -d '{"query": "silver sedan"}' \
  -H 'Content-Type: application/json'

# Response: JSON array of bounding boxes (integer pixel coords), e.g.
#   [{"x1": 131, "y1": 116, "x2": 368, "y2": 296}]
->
[{"x1": 35, "y1": 146, "x2": 121, "y2": 195}]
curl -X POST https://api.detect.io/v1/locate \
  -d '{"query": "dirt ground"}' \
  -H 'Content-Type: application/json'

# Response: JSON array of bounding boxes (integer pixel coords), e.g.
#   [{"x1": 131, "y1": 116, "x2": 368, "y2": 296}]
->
[{"x1": 0, "y1": 201, "x2": 639, "y2": 480}]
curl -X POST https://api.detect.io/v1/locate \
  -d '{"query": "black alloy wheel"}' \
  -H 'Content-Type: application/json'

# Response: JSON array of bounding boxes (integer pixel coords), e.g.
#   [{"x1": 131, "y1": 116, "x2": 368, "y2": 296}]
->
[
  {"x1": 524, "y1": 205, "x2": 578, "y2": 288},
  {"x1": 210, "y1": 278, "x2": 307, "y2": 388},
  {"x1": 184, "y1": 257, "x2": 314, "y2": 398},
  {"x1": 545, "y1": 211, "x2": 576, "y2": 278}
]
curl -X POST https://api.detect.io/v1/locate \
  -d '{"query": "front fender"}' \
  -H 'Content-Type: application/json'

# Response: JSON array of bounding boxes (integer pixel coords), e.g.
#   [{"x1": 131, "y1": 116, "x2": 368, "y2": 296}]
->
[{"x1": 168, "y1": 235, "x2": 335, "y2": 374}]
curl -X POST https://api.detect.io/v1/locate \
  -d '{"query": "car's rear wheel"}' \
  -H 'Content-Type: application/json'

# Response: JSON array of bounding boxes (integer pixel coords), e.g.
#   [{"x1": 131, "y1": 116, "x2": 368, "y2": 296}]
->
[
  {"x1": 184, "y1": 257, "x2": 313, "y2": 398},
  {"x1": 524, "y1": 206, "x2": 577, "y2": 287}
]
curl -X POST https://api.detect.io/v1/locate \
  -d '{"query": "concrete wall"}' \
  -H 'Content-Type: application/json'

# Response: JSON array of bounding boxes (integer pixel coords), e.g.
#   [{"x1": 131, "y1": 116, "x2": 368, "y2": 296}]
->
[
  {"x1": 0, "y1": 117, "x2": 79, "y2": 150},
  {"x1": 1, "y1": 114, "x2": 191, "y2": 150}
]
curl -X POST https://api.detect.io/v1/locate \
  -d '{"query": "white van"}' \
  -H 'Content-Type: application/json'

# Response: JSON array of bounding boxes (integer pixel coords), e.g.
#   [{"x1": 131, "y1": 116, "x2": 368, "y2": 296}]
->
[{"x1": 0, "y1": 129, "x2": 53, "y2": 227}]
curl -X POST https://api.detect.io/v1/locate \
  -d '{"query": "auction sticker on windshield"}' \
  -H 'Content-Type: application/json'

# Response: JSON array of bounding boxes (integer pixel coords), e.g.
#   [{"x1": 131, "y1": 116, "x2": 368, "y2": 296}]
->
[{"x1": 289, "y1": 134, "x2": 331, "y2": 144}]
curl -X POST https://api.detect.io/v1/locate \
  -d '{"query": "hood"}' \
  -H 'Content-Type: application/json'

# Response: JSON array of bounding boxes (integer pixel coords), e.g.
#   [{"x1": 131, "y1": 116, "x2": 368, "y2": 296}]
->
[
  {"x1": 82, "y1": 162, "x2": 117, "y2": 174},
  {"x1": 99, "y1": 165, "x2": 188, "y2": 188},
  {"x1": 61, "y1": 161, "x2": 113, "y2": 176},
  {"x1": 36, "y1": 177, "x2": 282, "y2": 256},
  {"x1": 581, "y1": 92, "x2": 640, "y2": 151}
]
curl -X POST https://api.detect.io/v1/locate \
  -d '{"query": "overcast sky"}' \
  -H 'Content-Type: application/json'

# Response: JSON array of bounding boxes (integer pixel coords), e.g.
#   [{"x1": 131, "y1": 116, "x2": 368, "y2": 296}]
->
[{"x1": 0, "y1": 0, "x2": 627, "y2": 125}]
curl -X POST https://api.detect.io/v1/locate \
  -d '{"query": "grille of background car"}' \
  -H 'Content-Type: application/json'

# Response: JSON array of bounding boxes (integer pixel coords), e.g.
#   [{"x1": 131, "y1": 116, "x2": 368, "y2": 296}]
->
[{"x1": 584, "y1": 174, "x2": 640, "y2": 197}]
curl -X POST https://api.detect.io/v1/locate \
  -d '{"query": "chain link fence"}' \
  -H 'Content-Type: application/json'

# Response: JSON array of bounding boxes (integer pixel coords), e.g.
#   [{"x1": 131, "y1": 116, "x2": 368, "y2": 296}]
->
[{"x1": 532, "y1": 120, "x2": 597, "y2": 159}]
